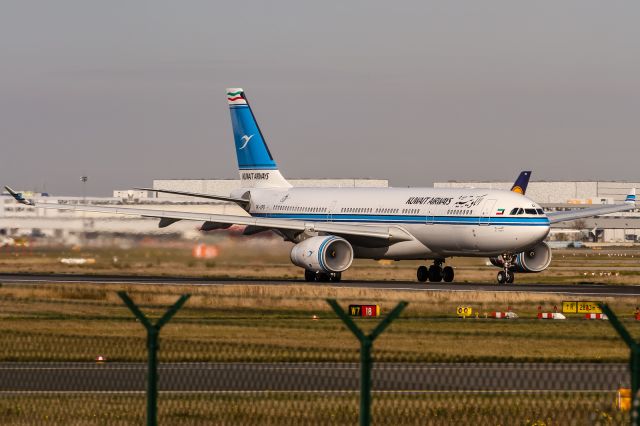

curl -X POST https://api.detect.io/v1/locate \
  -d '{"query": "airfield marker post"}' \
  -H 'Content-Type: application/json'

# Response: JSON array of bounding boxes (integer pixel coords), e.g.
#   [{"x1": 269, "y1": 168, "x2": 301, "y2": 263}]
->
[
  {"x1": 118, "y1": 291, "x2": 191, "y2": 426},
  {"x1": 600, "y1": 304, "x2": 640, "y2": 425},
  {"x1": 327, "y1": 299, "x2": 408, "y2": 426}
]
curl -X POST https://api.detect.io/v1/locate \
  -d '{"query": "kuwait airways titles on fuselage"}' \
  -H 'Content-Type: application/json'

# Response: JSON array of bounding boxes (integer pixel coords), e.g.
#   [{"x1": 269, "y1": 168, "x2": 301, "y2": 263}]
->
[{"x1": 405, "y1": 196, "x2": 453, "y2": 206}]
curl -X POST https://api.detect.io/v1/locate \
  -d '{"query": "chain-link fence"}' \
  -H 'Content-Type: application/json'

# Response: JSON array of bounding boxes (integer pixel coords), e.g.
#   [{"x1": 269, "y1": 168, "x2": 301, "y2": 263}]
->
[{"x1": 0, "y1": 282, "x2": 638, "y2": 425}]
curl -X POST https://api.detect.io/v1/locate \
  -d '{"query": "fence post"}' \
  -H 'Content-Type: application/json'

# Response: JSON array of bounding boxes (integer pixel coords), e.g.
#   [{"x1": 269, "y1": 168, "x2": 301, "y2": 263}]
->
[
  {"x1": 327, "y1": 299, "x2": 408, "y2": 426},
  {"x1": 600, "y1": 304, "x2": 640, "y2": 426},
  {"x1": 118, "y1": 291, "x2": 191, "y2": 426}
]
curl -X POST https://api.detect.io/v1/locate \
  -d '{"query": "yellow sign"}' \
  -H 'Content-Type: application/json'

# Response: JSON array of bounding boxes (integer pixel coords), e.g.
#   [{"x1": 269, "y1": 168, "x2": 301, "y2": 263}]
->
[
  {"x1": 562, "y1": 302, "x2": 577, "y2": 314},
  {"x1": 456, "y1": 306, "x2": 473, "y2": 318},
  {"x1": 562, "y1": 301, "x2": 602, "y2": 314},
  {"x1": 577, "y1": 302, "x2": 602, "y2": 314}
]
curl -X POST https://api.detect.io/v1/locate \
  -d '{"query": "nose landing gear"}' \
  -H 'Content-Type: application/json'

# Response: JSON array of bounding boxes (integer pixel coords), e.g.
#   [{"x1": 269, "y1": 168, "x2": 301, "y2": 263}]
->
[
  {"x1": 417, "y1": 260, "x2": 454, "y2": 283},
  {"x1": 497, "y1": 253, "x2": 516, "y2": 284}
]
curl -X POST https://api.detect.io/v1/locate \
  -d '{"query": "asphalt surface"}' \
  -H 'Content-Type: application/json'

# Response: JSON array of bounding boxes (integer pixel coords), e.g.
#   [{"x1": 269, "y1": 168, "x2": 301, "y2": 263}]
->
[
  {"x1": 0, "y1": 362, "x2": 628, "y2": 392},
  {"x1": 2, "y1": 273, "x2": 640, "y2": 296}
]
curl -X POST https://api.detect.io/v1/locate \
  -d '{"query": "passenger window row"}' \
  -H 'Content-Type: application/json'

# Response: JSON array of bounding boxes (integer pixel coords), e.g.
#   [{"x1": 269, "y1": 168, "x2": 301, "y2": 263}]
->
[
  {"x1": 342, "y1": 207, "x2": 373, "y2": 213},
  {"x1": 274, "y1": 205, "x2": 326, "y2": 213},
  {"x1": 447, "y1": 209, "x2": 472, "y2": 215},
  {"x1": 376, "y1": 208, "x2": 400, "y2": 214},
  {"x1": 401, "y1": 208, "x2": 420, "y2": 214}
]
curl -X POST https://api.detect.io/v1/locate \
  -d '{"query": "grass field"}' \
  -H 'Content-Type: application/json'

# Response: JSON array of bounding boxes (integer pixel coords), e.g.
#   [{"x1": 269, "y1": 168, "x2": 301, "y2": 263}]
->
[
  {"x1": 1, "y1": 281, "x2": 639, "y2": 363},
  {"x1": 2, "y1": 244, "x2": 640, "y2": 284},
  {"x1": 1, "y1": 245, "x2": 639, "y2": 424},
  {"x1": 0, "y1": 392, "x2": 626, "y2": 425}
]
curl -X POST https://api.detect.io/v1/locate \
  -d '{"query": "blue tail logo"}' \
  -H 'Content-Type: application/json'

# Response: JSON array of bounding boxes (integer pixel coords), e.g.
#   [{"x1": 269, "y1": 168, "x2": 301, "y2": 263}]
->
[{"x1": 227, "y1": 88, "x2": 277, "y2": 170}]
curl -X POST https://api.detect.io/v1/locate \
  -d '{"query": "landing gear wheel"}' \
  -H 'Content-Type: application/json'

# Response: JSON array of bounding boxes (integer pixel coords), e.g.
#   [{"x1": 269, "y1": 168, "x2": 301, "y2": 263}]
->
[
  {"x1": 317, "y1": 273, "x2": 331, "y2": 282},
  {"x1": 505, "y1": 271, "x2": 515, "y2": 284},
  {"x1": 329, "y1": 272, "x2": 342, "y2": 283},
  {"x1": 497, "y1": 271, "x2": 507, "y2": 284},
  {"x1": 417, "y1": 266, "x2": 429, "y2": 282},
  {"x1": 304, "y1": 270, "x2": 317, "y2": 282},
  {"x1": 442, "y1": 266, "x2": 455, "y2": 283},
  {"x1": 428, "y1": 265, "x2": 443, "y2": 282}
]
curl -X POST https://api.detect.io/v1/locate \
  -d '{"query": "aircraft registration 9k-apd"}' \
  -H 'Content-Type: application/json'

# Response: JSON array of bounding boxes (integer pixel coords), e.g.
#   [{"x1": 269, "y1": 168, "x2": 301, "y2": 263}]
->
[{"x1": 6, "y1": 89, "x2": 637, "y2": 284}]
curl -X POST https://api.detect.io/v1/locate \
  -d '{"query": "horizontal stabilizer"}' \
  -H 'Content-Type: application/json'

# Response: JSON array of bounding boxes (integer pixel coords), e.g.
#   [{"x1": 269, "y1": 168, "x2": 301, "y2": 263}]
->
[{"x1": 4, "y1": 186, "x2": 34, "y2": 206}]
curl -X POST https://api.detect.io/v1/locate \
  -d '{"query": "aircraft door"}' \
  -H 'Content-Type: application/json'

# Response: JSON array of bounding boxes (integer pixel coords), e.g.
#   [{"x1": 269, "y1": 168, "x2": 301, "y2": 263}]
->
[
  {"x1": 327, "y1": 201, "x2": 337, "y2": 222},
  {"x1": 479, "y1": 199, "x2": 497, "y2": 225},
  {"x1": 425, "y1": 208, "x2": 434, "y2": 225}
]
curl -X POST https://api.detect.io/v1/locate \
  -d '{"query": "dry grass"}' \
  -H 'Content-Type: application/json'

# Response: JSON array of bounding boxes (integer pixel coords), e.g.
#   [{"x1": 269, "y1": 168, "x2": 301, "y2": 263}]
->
[
  {"x1": 1, "y1": 282, "x2": 639, "y2": 362},
  {"x1": 2, "y1": 245, "x2": 640, "y2": 284},
  {"x1": 0, "y1": 392, "x2": 625, "y2": 425}
]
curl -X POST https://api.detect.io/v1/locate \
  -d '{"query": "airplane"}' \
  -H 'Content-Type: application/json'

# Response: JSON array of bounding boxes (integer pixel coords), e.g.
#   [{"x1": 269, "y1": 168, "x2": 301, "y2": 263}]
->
[{"x1": 5, "y1": 88, "x2": 637, "y2": 284}]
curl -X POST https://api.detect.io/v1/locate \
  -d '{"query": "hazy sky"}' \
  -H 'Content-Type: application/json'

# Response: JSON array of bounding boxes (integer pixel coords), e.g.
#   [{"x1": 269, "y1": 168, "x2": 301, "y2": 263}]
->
[{"x1": 1, "y1": 1, "x2": 639, "y2": 195}]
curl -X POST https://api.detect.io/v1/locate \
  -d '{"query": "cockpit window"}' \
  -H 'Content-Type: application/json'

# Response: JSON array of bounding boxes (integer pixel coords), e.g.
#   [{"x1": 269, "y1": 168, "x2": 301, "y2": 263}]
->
[
  {"x1": 525, "y1": 208, "x2": 537, "y2": 215},
  {"x1": 517, "y1": 208, "x2": 524, "y2": 215},
  {"x1": 536, "y1": 208, "x2": 544, "y2": 215},
  {"x1": 509, "y1": 208, "x2": 519, "y2": 215}
]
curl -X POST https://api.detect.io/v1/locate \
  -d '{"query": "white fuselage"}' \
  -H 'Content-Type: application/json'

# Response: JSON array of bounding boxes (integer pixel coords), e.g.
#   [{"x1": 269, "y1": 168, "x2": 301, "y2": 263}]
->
[{"x1": 242, "y1": 187, "x2": 550, "y2": 260}]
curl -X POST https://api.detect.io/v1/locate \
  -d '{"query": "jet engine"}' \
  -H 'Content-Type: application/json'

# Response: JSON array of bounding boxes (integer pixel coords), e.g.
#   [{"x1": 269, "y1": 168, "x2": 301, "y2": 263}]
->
[
  {"x1": 290, "y1": 236, "x2": 354, "y2": 273},
  {"x1": 489, "y1": 241, "x2": 552, "y2": 273}
]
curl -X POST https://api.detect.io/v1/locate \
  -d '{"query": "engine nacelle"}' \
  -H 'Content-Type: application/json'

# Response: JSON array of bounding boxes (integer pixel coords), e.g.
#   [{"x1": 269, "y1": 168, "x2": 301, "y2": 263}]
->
[
  {"x1": 290, "y1": 236, "x2": 354, "y2": 273},
  {"x1": 489, "y1": 242, "x2": 552, "y2": 273}
]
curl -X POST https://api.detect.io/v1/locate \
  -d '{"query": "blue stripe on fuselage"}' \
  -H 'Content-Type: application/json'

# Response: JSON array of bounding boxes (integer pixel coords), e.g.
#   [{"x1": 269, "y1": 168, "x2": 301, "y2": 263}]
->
[{"x1": 251, "y1": 212, "x2": 550, "y2": 226}]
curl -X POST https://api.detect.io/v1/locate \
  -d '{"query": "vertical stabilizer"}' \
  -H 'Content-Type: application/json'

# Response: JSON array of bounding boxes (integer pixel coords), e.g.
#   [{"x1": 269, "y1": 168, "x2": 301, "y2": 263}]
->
[
  {"x1": 227, "y1": 88, "x2": 291, "y2": 188},
  {"x1": 626, "y1": 188, "x2": 636, "y2": 204},
  {"x1": 511, "y1": 171, "x2": 532, "y2": 195}
]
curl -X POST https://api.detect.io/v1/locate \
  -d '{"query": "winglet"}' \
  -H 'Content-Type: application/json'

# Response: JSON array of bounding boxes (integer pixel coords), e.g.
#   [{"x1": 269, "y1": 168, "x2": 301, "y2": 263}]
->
[
  {"x1": 4, "y1": 186, "x2": 34, "y2": 205},
  {"x1": 625, "y1": 188, "x2": 636, "y2": 204},
  {"x1": 511, "y1": 171, "x2": 532, "y2": 195}
]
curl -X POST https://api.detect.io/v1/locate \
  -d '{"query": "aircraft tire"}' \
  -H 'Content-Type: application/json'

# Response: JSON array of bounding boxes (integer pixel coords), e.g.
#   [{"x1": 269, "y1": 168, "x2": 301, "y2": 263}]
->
[
  {"x1": 417, "y1": 266, "x2": 429, "y2": 282},
  {"x1": 506, "y1": 271, "x2": 515, "y2": 284},
  {"x1": 497, "y1": 271, "x2": 507, "y2": 284},
  {"x1": 317, "y1": 273, "x2": 331, "y2": 282},
  {"x1": 442, "y1": 266, "x2": 454, "y2": 282},
  {"x1": 428, "y1": 265, "x2": 443, "y2": 282},
  {"x1": 304, "y1": 270, "x2": 317, "y2": 282},
  {"x1": 330, "y1": 272, "x2": 342, "y2": 283}
]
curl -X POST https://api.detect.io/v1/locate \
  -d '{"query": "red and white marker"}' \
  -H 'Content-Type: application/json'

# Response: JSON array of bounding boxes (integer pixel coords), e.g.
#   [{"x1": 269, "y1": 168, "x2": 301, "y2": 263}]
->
[
  {"x1": 585, "y1": 313, "x2": 608, "y2": 320},
  {"x1": 490, "y1": 311, "x2": 518, "y2": 319},
  {"x1": 538, "y1": 312, "x2": 566, "y2": 320}
]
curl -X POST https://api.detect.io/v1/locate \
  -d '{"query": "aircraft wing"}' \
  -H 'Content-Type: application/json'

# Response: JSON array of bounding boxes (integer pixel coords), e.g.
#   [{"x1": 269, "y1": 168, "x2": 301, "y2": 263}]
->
[
  {"x1": 546, "y1": 189, "x2": 636, "y2": 224},
  {"x1": 4, "y1": 187, "x2": 412, "y2": 242},
  {"x1": 134, "y1": 187, "x2": 250, "y2": 208}
]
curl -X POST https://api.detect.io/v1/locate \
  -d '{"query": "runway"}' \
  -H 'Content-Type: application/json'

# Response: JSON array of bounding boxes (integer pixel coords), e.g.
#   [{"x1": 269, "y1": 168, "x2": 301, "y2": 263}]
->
[
  {"x1": 2, "y1": 273, "x2": 640, "y2": 296},
  {"x1": 0, "y1": 362, "x2": 627, "y2": 393}
]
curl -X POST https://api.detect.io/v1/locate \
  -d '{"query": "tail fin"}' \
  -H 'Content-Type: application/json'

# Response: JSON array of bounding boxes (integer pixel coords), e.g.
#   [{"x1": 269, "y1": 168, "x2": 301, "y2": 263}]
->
[
  {"x1": 510, "y1": 171, "x2": 531, "y2": 195},
  {"x1": 227, "y1": 88, "x2": 291, "y2": 188},
  {"x1": 626, "y1": 188, "x2": 636, "y2": 204}
]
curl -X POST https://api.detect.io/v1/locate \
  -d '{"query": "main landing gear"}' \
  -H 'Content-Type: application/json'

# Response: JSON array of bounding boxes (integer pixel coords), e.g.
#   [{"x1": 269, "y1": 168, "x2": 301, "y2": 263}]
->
[
  {"x1": 497, "y1": 253, "x2": 516, "y2": 284},
  {"x1": 417, "y1": 260, "x2": 454, "y2": 283},
  {"x1": 305, "y1": 270, "x2": 341, "y2": 283}
]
